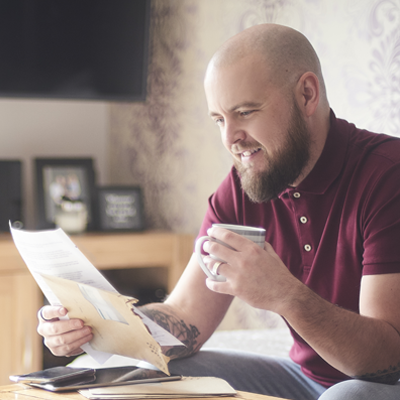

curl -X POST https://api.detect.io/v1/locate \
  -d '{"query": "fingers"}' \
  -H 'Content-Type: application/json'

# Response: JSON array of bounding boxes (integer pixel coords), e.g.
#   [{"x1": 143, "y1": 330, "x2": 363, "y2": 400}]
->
[
  {"x1": 206, "y1": 276, "x2": 226, "y2": 291},
  {"x1": 44, "y1": 326, "x2": 92, "y2": 357},
  {"x1": 37, "y1": 305, "x2": 92, "y2": 357},
  {"x1": 205, "y1": 227, "x2": 259, "y2": 262},
  {"x1": 203, "y1": 241, "x2": 230, "y2": 265},
  {"x1": 204, "y1": 257, "x2": 227, "y2": 277},
  {"x1": 211, "y1": 261, "x2": 225, "y2": 276},
  {"x1": 207, "y1": 226, "x2": 244, "y2": 250},
  {"x1": 37, "y1": 305, "x2": 67, "y2": 322}
]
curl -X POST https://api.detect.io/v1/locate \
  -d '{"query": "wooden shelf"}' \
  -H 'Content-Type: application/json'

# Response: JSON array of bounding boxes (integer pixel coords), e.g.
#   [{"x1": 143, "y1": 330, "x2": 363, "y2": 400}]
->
[{"x1": 0, "y1": 231, "x2": 194, "y2": 385}]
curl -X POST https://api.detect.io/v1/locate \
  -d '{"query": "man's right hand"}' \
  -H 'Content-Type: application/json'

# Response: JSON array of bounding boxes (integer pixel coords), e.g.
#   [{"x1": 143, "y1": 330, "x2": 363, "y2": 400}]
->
[{"x1": 37, "y1": 305, "x2": 93, "y2": 357}]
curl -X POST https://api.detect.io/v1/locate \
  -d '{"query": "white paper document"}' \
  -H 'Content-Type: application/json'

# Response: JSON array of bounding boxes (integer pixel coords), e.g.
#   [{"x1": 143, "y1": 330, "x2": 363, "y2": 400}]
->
[
  {"x1": 79, "y1": 377, "x2": 237, "y2": 399},
  {"x1": 10, "y1": 225, "x2": 183, "y2": 372}
]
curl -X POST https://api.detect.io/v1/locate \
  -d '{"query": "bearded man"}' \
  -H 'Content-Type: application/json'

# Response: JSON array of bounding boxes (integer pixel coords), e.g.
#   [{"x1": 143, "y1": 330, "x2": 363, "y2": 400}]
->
[{"x1": 38, "y1": 24, "x2": 400, "y2": 400}]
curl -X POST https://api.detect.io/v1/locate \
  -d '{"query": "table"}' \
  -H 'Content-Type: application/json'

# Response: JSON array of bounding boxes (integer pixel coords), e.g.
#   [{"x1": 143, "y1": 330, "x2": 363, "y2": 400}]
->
[
  {"x1": 0, "y1": 231, "x2": 195, "y2": 385},
  {"x1": 0, "y1": 383, "x2": 289, "y2": 400}
]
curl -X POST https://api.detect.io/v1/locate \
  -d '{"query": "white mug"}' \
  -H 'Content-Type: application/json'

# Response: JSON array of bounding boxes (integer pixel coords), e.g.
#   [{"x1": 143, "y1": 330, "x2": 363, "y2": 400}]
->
[{"x1": 195, "y1": 223, "x2": 266, "y2": 281}]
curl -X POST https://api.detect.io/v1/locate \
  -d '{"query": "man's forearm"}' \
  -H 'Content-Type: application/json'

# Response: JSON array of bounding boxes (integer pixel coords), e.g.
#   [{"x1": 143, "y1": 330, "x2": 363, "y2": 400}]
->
[
  {"x1": 139, "y1": 303, "x2": 202, "y2": 360},
  {"x1": 282, "y1": 281, "x2": 400, "y2": 384}
]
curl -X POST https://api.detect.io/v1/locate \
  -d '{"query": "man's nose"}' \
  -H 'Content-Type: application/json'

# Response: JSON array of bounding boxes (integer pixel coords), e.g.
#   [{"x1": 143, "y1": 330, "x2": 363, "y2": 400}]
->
[{"x1": 222, "y1": 120, "x2": 245, "y2": 147}]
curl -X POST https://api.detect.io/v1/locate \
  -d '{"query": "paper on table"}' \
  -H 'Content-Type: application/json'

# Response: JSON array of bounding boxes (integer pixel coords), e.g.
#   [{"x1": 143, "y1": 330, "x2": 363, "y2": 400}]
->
[
  {"x1": 79, "y1": 377, "x2": 237, "y2": 399},
  {"x1": 10, "y1": 225, "x2": 183, "y2": 366}
]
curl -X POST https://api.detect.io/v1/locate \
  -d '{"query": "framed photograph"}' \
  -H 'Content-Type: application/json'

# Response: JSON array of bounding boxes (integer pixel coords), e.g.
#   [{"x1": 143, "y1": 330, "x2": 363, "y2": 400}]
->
[
  {"x1": 96, "y1": 186, "x2": 145, "y2": 231},
  {"x1": 35, "y1": 158, "x2": 96, "y2": 230}
]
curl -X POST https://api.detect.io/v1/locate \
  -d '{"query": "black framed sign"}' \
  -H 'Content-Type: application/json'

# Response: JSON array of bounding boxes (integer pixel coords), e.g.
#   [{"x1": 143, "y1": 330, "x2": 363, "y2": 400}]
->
[
  {"x1": 35, "y1": 158, "x2": 96, "y2": 230},
  {"x1": 96, "y1": 186, "x2": 145, "y2": 231}
]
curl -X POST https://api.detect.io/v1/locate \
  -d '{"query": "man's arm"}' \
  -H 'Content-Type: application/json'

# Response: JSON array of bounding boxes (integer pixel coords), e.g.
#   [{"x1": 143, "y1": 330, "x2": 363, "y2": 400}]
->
[
  {"x1": 140, "y1": 254, "x2": 233, "y2": 360},
  {"x1": 204, "y1": 227, "x2": 400, "y2": 384},
  {"x1": 139, "y1": 303, "x2": 202, "y2": 359},
  {"x1": 281, "y1": 273, "x2": 400, "y2": 384}
]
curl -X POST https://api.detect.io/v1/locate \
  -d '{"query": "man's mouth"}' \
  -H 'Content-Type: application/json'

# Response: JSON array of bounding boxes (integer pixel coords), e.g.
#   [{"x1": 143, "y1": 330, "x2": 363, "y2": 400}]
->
[{"x1": 240, "y1": 148, "x2": 262, "y2": 159}]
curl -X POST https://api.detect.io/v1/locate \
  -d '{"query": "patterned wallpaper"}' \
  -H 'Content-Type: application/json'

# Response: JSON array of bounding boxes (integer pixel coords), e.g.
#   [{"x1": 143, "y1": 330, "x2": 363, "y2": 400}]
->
[
  {"x1": 109, "y1": 0, "x2": 400, "y2": 329},
  {"x1": 110, "y1": 0, "x2": 400, "y2": 237}
]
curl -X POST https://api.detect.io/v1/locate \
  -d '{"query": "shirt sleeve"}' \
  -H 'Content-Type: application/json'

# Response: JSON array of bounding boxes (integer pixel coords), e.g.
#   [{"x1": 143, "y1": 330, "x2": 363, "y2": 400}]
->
[{"x1": 362, "y1": 162, "x2": 400, "y2": 275}]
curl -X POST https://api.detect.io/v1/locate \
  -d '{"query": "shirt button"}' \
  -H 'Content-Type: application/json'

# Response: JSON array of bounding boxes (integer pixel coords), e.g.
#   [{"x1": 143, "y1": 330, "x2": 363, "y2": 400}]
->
[
  {"x1": 304, "y1": 244, "x2": 312, "y2": 252},
  {"x1": 300, "y1": 216, "x2": 308, "y2": 224},
  {"x1": 293, "y1": 192, "x2": 301, "y2": 198}
]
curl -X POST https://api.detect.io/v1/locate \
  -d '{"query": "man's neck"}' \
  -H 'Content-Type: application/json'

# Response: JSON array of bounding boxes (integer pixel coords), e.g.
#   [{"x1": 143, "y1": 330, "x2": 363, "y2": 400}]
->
[{"x1": 291, "y1": 108, "x2": 331, "y2": 187}]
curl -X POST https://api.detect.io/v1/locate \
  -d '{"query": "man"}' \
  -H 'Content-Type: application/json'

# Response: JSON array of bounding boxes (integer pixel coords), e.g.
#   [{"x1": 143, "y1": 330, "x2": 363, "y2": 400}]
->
[{"x1": 37, "y1": 24, "x2": 400, "y2": 399}]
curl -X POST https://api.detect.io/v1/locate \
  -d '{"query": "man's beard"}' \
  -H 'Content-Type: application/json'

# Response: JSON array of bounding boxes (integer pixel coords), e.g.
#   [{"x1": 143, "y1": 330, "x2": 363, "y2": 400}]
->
[{"x1": 234, "y1": 100, "x2": 311, "y2": 203}]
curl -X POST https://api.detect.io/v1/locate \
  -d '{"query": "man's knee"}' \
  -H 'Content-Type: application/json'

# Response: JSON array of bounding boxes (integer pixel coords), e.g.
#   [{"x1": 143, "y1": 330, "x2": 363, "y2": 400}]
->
[{"x1": 319, "y1": 379, "x2": 400, "y2": 400}]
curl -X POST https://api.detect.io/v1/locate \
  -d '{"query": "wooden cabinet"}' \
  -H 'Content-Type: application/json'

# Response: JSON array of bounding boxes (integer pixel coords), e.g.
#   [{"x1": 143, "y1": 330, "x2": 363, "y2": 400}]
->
[
  {"x1": 0, "y1": 272, "x2": 42, "y2": 386},
  {"x1": 0, "y1": 231, "x2": 194, "y2": 385}
]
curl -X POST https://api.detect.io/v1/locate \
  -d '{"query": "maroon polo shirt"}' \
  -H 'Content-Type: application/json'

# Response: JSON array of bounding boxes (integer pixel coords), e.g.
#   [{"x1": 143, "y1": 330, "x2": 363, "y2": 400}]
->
[{"x1": 197, "y1": 110, "x2": 400, "y2": 387}]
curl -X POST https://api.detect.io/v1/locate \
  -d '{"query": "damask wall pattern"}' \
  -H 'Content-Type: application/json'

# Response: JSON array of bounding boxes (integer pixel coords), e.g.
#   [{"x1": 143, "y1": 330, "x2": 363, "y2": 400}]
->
[
  {"x1": 109, "y1": 0, "x2": 233, "y2": 234},
  {"x1": 109, "y1": 0, "x2": 400, "y2": 236}
]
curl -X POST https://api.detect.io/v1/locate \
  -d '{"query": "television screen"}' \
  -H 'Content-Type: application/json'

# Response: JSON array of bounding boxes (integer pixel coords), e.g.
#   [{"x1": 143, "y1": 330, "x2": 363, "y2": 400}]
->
[{"x1": 0, "y1": 0, "x2": 151, "y2": 102}]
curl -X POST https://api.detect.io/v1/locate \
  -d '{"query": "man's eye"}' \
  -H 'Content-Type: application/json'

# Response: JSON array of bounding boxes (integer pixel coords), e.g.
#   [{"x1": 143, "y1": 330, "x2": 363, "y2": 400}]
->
[
  {"x1": 214, "y1": 118, "x2": 224, "y2": 126},
  {"x1": 240, "y1": 110, "x2": 253, "y2": 116}
]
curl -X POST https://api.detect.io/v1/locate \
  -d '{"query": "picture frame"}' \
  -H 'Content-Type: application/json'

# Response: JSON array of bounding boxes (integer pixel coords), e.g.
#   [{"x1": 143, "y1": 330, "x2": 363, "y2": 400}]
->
[
  {"x1": 96, "y1": 186, "x2": 145, "y2": 231},
  {"x1": 35, "y1": 158, "x2": 97, "y2": 231}
]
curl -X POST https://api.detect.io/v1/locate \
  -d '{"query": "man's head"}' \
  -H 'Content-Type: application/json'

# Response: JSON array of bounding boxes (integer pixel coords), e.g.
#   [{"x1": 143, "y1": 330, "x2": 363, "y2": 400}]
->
[{"x1": 204, "y1": 24, "x2": 330, "y2": 202}]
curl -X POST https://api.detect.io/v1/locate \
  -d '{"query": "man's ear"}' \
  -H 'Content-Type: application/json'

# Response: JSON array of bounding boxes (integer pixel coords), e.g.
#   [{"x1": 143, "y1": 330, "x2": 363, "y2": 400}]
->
[{"x1": 295, "y1": 72, "x2": 320, "y2": 117}]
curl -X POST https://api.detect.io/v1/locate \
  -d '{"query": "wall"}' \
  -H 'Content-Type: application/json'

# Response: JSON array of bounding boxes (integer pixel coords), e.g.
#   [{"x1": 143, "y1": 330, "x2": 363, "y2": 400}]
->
[
  {"x1": 109, "y1": 0, "x2": 400, "y2": 239},
  {"x1": 0, "y1": 99, "x2": 109, "y2": 229},
  {"x1": 109, "y1": 0, "x2": 232, "y2": 234}
]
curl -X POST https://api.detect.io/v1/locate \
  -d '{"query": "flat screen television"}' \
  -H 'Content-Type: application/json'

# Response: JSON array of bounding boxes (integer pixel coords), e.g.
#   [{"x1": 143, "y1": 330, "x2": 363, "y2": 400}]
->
[{"x1": 0, "y1": 0, "x2": 151, "y2": 102}]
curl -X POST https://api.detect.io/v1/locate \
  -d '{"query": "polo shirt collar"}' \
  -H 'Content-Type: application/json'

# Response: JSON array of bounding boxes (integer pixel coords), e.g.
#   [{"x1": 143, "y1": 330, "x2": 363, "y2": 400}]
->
[{"x1": 279, "y1": 109, "x2": 349, "y2": 197}]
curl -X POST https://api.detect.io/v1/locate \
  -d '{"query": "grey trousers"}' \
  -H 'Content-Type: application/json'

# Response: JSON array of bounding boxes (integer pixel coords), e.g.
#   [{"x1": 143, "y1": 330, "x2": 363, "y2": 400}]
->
[{"x1": 168, "y1": 349, "x2": 400, "y2": 400}]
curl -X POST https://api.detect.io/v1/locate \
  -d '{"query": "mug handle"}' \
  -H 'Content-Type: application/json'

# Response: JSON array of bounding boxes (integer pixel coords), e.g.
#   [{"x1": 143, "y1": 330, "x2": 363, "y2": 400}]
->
[{"x1": 195, "y1": 236, "x2": 227, "y2": 282}]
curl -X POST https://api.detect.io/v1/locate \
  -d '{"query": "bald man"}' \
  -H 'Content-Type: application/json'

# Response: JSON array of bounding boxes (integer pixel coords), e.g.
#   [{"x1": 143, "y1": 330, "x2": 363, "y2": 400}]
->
[{"x1": 38, "y1": 24, "x2": 400, "y2": 399}]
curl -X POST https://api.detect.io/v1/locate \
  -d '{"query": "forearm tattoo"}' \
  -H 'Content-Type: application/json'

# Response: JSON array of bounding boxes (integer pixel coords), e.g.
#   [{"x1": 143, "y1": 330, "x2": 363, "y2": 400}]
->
[
  {"x1": 140, "y1": 305, "x2": 201, "y2": 359},
  {"x1": 354, "y1": 361, "x2": 400, "y2": 384}
]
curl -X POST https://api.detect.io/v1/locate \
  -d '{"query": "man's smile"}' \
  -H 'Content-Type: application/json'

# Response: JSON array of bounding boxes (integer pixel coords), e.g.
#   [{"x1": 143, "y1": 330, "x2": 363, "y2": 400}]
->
[
  {"x1": 241, "y1": 148, "x2": 262, "y2": 158},
  {"x1": 234, "y1": 147, "x2": 263, "y2": 164}
]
